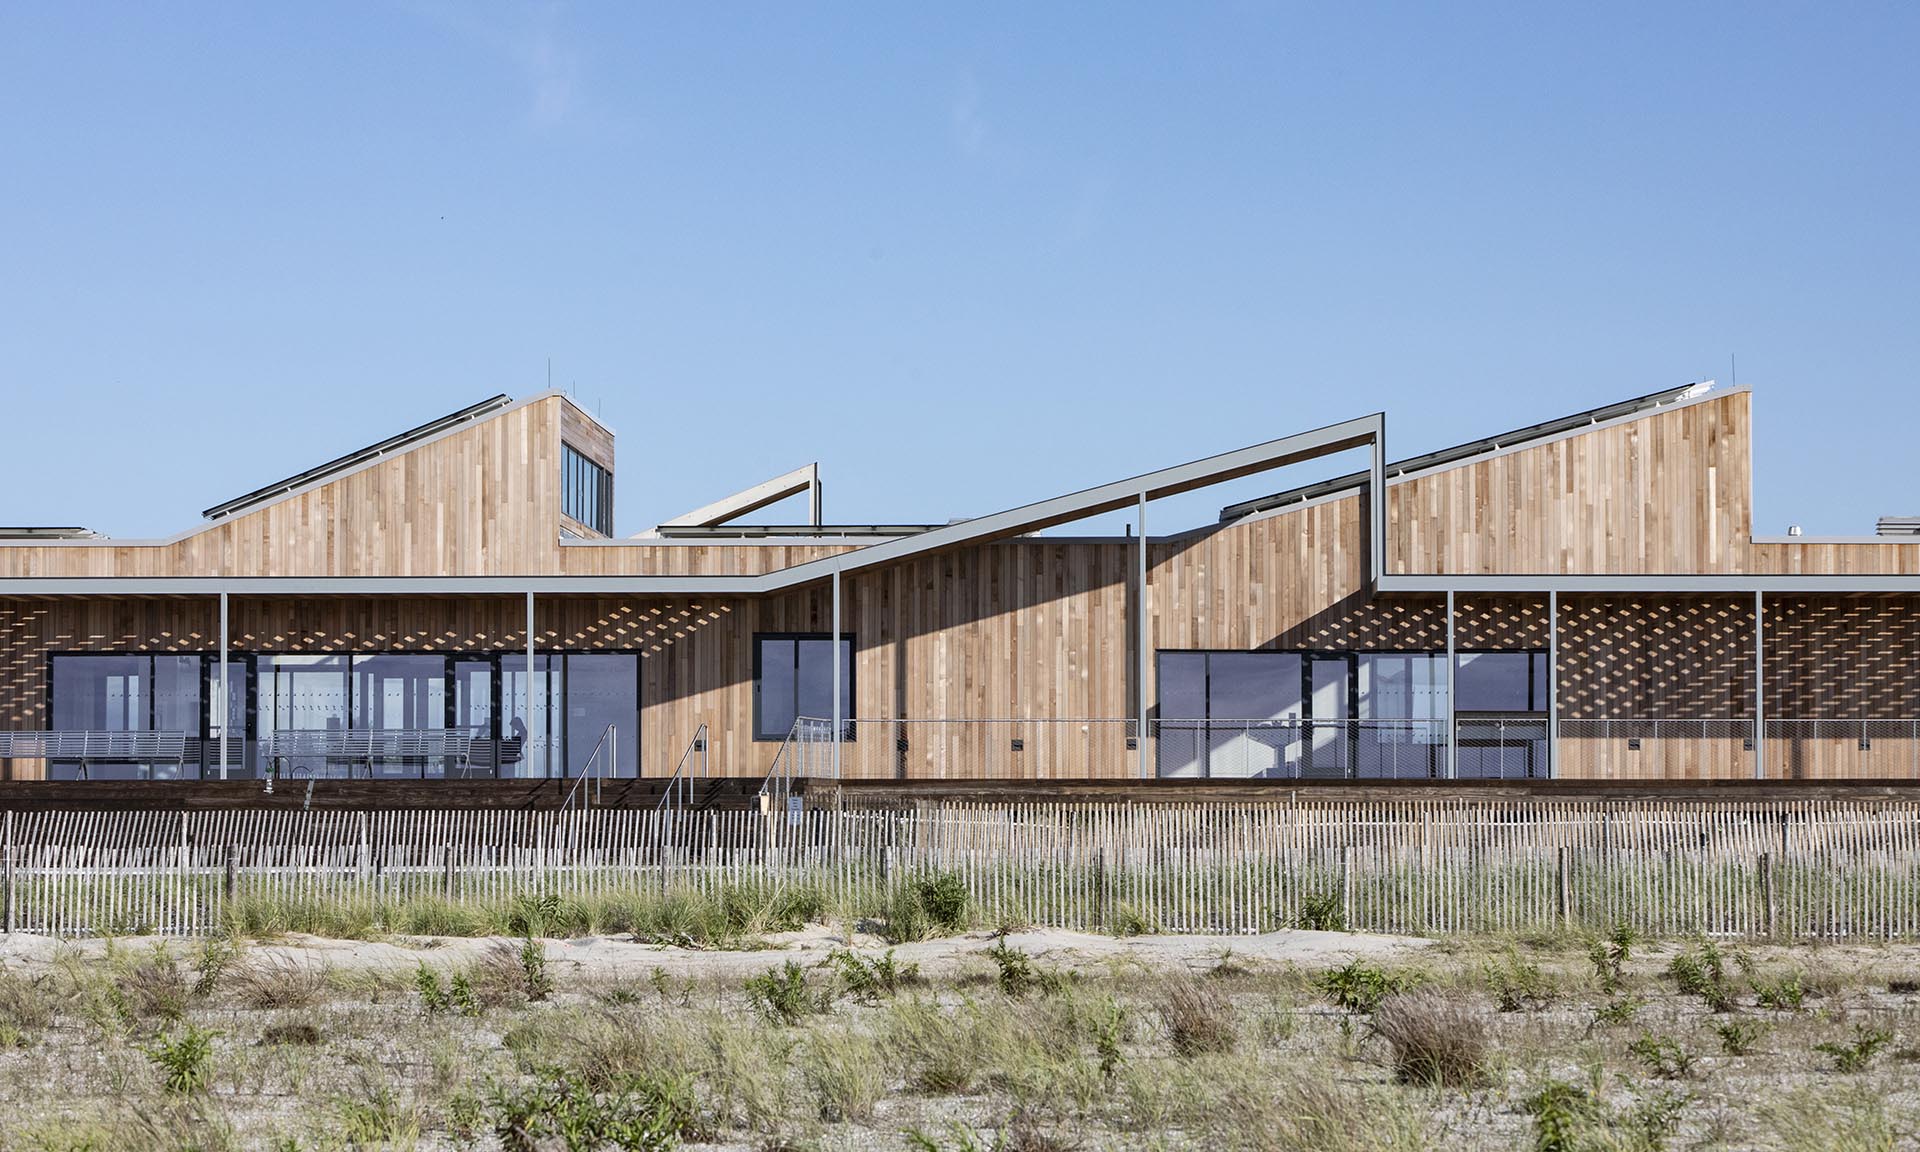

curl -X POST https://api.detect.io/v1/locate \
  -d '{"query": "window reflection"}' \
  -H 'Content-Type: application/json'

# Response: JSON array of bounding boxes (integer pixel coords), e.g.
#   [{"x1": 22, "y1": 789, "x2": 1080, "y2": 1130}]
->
[{"x1": 754, "y1": 635, "x2": 853, "y2": 741}]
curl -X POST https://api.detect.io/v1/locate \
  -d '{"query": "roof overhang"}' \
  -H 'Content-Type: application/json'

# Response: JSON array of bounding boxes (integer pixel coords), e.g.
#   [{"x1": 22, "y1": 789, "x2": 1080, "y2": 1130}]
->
[{"x1": 1, "y1": 411, "x2": 1390, "y2": 596}]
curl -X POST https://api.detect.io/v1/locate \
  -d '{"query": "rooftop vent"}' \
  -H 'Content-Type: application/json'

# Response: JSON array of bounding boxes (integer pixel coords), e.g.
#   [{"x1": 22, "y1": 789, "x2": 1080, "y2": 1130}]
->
[
  {"x1": 1876, "y1": 517, "x2": 1920, "y2": 537},
  {"x1": 0, "y1": 526, "x2": 104, "y2": 540}
]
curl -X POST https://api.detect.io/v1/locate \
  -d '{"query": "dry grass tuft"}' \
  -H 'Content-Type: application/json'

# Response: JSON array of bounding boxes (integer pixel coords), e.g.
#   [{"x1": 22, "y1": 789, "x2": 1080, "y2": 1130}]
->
[
  {"x1": 228, "y1": 954, "x2": 331, "y2": 1010},
  {"x1": 1154, "y1": 970, "x2": 1239, "y2": 1056},
  {"x1": 1370, "y1": 989, "x2": 1489, "y2": 1087},
  {"x1": 114, "y1": 948, "x2": 191, "y2": 1023},
  {"x1": 0, "y1": 967, "x2": 57, "y2": 1040},
  {"x1": 803, "y1": 1027, "x2": 884, "y2": 1122},
  {"x1": 260, "y1": 1019, "x2": 324, "y2": 1046}
]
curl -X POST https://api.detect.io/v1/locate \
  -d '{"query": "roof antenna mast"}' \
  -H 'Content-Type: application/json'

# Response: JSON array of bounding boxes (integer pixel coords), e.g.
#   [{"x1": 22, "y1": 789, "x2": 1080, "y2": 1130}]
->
[{"x1": 1730, "y1": 353, "x2": 1736, "y2": 388}]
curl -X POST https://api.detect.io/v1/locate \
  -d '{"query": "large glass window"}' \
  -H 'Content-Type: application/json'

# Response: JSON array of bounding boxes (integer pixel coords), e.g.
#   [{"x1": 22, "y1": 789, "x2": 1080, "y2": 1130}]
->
[
  {"x1": 499, "y1": 653, "x2": 639, "y2": 778},
  {"x1": 51, "y1": 655, "x2": 153, "y2": 731},
  {"x1": 561, "y1": 654, "x2": 639, "y2": 777},
  {"x1": 755, "y1": 635, "x2": 853, "y2": 741},
  {"x1": 562, "y1": 443, "x2": 613, "y2": 535},
  {"x1": 1455, "y1": 651, "x2": 1550, "y2": 713},
  {"x1": 208, "y1": 656, "x2": 249, "y2": 777},
  {"x1": 1453, "y1": 650, "x2": 1551, "y2": 779},
  {"x1": 1358, "y1": 653, "x2": 1446, "y2": 721},
  {"x1": 351, "y1": 654, "x2": 447, "y2": 732},
  {"x1": 263, "y1": 655, "x2": 352, "y2": 734},
  {"x1": 48, "y1": 654, "x2": 208, "y2": 779},
  {"x1": 45, "y1": 649, "x2": 643, "y2": 781},
  {"x1": 1159, "y1": 649, "x2": 1482, "y2": 779},
  {"x1": 1155, "y1": 651, "x2": 1306, "y2": 779},
  {"x1": 501, "y1": 654, "x2": 560, "y2": 778},
  {"x1": 453, "y1": 658, "x2": 494, "y2": 737}
]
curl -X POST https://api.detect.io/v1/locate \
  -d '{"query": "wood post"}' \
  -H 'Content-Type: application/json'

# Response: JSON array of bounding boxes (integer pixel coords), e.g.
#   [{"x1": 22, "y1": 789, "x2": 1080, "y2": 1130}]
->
[
  {"x1": 1556, "y1": 845, "x2": 1572, "y2": 929},
  {"x1": 1340, "y1": 843, "x2": 1354, "y2": 930},
  {"x1": 1760, "y1": 851, "x2": 1776, "y2": 937},
  {"x1": 222, "y1": 845, "x2": 237, "y2": 903},
  {"x1": 442, "y1": 844, "x2": 454, "y2": 900},
  {"x1": 1093, "y1": 846, "x2": 1108, "y2": 932},
  {"x1": 3, "y1": 810, "x2": 13, "y2": 935}
]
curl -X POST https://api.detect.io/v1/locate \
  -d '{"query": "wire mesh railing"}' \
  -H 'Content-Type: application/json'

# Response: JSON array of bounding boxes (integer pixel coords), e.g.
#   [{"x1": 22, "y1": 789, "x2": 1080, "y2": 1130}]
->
[
  {"x1": 774, "y1": 715, "x2": 1920, "y2": 782},
  {"x1": 774, "y1": 717, "x2": 1549, "y2": 780}
]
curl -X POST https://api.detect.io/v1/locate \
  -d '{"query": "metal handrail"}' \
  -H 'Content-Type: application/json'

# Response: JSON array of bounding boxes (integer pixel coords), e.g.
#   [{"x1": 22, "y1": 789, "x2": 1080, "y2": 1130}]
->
[
  {"x1": 656, "y1": 723, "x2": 709, "y2": 814},
  {"x1": 562, "y1": 724, "x2": 616, "y2": 811},
  {"x1": 757, "y1": 717, "x2": 816, "y2": 812}
]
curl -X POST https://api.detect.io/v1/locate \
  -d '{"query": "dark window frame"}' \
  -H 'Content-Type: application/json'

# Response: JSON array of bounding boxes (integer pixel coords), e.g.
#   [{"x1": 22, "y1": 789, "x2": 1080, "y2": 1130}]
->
[
  {"x1": 1154, "y1": 647, "x2": 1550, "y2": 718},
  {"x1": 45, "y1": 648, "x2": 644, "y2": 780},
  {"x1": 1452, "y1": 649, "x2": 1551, "y2": 716},
  {"x1": 561, "y1": 442, "x2": 613, "y2": 536},
  {"x1": 1154, "y1": 647, "x2": 1551, "y2": 779},
  {"x1": 752, "y1": 632, "x2": 856, "y2": 742},
  {"x1": 44, "y1": 650, "x2": 255, "y2": 779}
]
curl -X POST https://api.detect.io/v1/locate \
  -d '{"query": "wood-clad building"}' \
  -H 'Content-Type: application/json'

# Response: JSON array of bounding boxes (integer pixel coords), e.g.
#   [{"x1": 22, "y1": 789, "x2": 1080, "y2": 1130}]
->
[{"x1": 5, "y1": 383, "x2": 1919, "y2": 786}]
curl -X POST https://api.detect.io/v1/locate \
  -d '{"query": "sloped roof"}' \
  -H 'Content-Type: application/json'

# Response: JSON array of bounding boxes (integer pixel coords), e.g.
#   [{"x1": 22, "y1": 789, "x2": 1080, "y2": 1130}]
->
[{"x1": 1219, "y1": 381, "x2": 1715, "y2": 522}]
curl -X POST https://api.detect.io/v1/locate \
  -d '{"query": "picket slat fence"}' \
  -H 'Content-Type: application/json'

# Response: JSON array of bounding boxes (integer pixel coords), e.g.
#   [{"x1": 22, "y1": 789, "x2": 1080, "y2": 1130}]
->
[{"x1": 2, "y1": 800, "x2": 1917, "y2": 939}]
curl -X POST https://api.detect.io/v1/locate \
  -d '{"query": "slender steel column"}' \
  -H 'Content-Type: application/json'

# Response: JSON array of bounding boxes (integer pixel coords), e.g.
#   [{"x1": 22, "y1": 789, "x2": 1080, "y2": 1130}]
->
[
  {"x1": 1754, "y1": 590, "x2": 1765, "y2": 779},
  {"x1": 1445, "y1": 591, "x2": 1457, "y2": 780},
  {"x1": 1137, "y1": 493, "x2": 1149, "y2": 779},
  {"x1": 1548, "y1": 590, "x2": 1558, "y2": 779},
  {"x1": 218, "y1": 592, "x2": 229, "y2": 781},
  {"x1": 1369, "y1": 430, "x2": 1387, "y2": 585},
  {"x1": 526, "y1": 591, "x2": 537, "y2": 779},
  {"x1": 831, "y1": 565, "x2": 842, "y2": 780}
]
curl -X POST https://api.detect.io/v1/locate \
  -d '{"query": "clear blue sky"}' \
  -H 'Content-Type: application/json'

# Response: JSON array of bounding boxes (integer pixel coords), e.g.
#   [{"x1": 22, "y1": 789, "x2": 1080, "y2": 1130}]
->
[{"x1": 3, "y1": 3, "x2": 1916, "y2": 540}]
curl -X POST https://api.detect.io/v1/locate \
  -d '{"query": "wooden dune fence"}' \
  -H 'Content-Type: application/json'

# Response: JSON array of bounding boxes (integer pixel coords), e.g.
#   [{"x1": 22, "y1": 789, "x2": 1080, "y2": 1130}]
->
[{"x1": 1, "y1": 801, "x2": 1917, "y2": 939}]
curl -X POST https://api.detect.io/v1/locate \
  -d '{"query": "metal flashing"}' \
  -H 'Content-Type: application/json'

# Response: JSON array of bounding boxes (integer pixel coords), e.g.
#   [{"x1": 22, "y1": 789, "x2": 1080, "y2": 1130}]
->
[
  {"x1": 653, "y1": 524, "x2": 943, "y2": 539},
  {"x1": 1753, "y1": 535, "x2": 1920, "y2": 546},
  {"x1": 1378, "y1": 573, "x2": 1920, "y2": 594},
  {"x1": 649, "y1": 464, "x2": 821, "y2": 534}
]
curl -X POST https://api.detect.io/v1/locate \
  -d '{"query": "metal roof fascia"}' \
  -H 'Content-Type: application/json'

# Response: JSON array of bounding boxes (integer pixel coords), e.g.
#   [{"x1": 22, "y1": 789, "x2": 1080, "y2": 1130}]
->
[
  {"x1": 0, "y1": 575, "x2": 770, "y2": 596},
  {"x1": 1378, "y1": 573, "x2": 1920, "y2": 593},
  {"x1": 1753, "y1": 535, "x2": 1920, "y2": 546},
  {"x1": 762, "y1": 413, "x2": 1385, "y2": 588}
]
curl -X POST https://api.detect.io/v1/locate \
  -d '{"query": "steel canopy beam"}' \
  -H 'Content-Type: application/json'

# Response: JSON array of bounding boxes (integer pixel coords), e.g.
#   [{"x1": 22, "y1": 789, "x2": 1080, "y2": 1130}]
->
[{"x1": 1378, "y1": 574, "x2": 1920, "y2": 594}]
